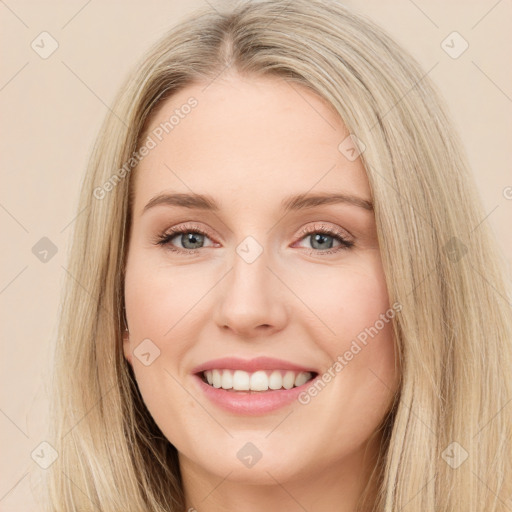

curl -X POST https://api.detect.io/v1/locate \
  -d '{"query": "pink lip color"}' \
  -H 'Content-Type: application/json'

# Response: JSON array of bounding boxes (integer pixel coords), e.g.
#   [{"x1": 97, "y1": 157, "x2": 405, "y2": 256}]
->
[
  {"x1": 193, "y1": 375, "x2": 317, "y2": 415},
  {"x1": 191, "y1": 357, "x2": 319, "y2": 416},
  {"x1": 191, "y1": 356, "x2": 317, "y2": 374}
]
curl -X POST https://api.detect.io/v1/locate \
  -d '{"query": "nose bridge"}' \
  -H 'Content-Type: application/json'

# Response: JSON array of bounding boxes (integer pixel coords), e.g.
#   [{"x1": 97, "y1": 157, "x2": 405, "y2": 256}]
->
[{"x1": 213, "y1": 235, "x2": 288, "y2": 336}]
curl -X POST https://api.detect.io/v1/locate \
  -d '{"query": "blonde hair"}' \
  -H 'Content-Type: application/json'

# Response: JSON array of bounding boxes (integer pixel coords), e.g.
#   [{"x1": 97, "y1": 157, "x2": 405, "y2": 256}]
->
[{"x1": 45, "y1": 1, "x2": 512, "y2": 510}]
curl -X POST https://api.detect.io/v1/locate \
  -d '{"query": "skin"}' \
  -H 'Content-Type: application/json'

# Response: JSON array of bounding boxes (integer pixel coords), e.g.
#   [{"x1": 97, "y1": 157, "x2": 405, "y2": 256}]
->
[{"x1": 123, "y1": 72, "x2": 399, "y2": 512}]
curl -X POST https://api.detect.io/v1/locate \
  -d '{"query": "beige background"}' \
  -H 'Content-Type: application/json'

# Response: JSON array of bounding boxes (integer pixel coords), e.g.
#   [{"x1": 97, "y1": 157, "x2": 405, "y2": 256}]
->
[{"x1": 1, "y1": 0, "x2": 511, "y2": 509}]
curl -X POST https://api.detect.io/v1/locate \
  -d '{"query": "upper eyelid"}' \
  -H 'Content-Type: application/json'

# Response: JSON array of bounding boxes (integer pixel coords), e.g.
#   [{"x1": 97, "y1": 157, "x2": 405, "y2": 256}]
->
[{"x1": 295, "y1": 222, "x2": 353, "y2": 240}]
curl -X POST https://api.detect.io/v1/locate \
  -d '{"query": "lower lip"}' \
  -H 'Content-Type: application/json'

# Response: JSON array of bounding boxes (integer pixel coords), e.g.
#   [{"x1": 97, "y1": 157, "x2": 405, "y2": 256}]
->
[{"x1": 193, "y1": 374, "x2": 317, "y2": 415}]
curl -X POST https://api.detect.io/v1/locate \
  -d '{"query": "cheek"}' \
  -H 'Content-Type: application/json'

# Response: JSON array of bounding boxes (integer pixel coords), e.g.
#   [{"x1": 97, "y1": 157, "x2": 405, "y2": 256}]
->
[
  {"x1": 291, "y1": 252, "x2": 391, "y2": 344},
  {"x1": 124, "y1": 258, "x2": 212, "y2": 345},
  {"x1": 123, "y1": 259, "x2": 196, "y2": 403},
  {"x1": 293, "y1": 253, "x2": 398, "y2": 407},
  {"x1": 123, "y1": 259, "x2": 203, "y2": 437}
]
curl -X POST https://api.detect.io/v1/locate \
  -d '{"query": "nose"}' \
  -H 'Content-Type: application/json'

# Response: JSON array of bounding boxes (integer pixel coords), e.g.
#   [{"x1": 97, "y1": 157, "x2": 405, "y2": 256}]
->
[{"x1": 213, "y1": 246, "x2": 289, "y2": 339}]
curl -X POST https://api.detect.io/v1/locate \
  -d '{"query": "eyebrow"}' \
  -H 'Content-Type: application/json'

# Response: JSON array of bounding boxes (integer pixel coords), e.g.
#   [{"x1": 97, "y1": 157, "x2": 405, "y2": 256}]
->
[{"x1": 142, "y1": 191, "x2": 373, "y2": 214}]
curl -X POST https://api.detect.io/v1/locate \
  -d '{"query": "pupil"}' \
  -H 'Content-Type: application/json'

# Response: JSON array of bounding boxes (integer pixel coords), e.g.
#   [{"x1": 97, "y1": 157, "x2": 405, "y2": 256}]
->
[
  {"x1": 182, "y1": 233, "x2": 204, "y2": 249},
  {"x1": 311, "y1": 233, "x2": 333, "y2": 250}
]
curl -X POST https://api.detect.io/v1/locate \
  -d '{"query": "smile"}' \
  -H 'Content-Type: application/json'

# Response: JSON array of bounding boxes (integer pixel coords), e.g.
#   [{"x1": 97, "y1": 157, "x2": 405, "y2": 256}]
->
[
  {"x1": 191, "y1": 357, "x2": 320, "y2": 415},
  {"x1": 201, "y1": 369, "x2": 316, "y2": 392}
]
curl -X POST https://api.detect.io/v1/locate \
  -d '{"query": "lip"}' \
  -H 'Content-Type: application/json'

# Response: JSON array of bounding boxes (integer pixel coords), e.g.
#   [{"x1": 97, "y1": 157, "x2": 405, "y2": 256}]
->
[
  {"x1": 191, "y1": 356, "x2": 318, "y2": 374},
  {"x1": 191, "y1": 357, "x2": 319, "y2": 416}
]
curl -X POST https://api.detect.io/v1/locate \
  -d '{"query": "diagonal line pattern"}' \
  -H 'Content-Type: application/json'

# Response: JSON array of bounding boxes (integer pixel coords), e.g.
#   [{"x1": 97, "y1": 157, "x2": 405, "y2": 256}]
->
[
  {"x1": 201, "y1": 59, "x2": 233, "y2": 93},
  {"x1": 60, "y1": 265, "x2": 116, "y2": 318},
  {"x1": 0, "y1": 265, "x2": 28, "y2": 295},
  {"x1": 163, "y1": 267, "x2": 233, "y2": 337},
  {"x1": 472, "y1": 61, "x2": 512, "y2": 104},
  {"x1": 407, "y1": 0, "x2": 439, "y2": 28},
  {"x1": 200, "y1": 470, "x2": 233, "y2": 503},
  {"x1": 370, "y1": 62, "x2": 439, "y2": 130},
  {"x1": 471, "y1": 470, "x2": 510, "y2": 509},
  {"x1": 265, "y1": 410, "x2": 294, "y2": 438},
  {"x1": 261, "y1": 0, "x2": 294, "y2": 32},
  {"x1": 60, "y1": 205, "x2": 90, "y2": 233},
  {"x1": 0, "y1": 0, "x2": 29, "y2": 28},
  {"x1": 61, "y1": 384, "x2": 116, "y2": 439},
  {"x1": 61, "y1": 0, "x2": 93, "y2": 29},
  {"x1": 398, "y1": 475, "x2": 436, "y2": 511},
  {"x1": 365, "y1": 163, "x2": 436, "y2": 233},
  {"x1": 405, "y1": 263, "x2": 438, "y2": 299},
  {"x1": 0, "y1": 62, "x2": 29, "y2": 92},
  {"x1": 164, "y1": 163, "x2": 233, "y2": 235},
  {"x1": 469, "y1": 205, "x2": 499, "y2": 234},
  {"x1": 62, "y1": 471, "x2": 101, "y2": 510},
  {"x1": 286, "y1": 81, "x2": 337, "y2": 130},
  {"x1": 265, "y1": 266, "x2": 336, "y2": 336},
  {"x1": 201, "y1": 0, "x2": 221, "y2": 16},
  {"x1": 469, "y1": 264, "x2": 512, "y2": 307},
  {"x1": 164, "y1": 369, "x2": 233, "y2": 437},
  {"x1": 472, "y1": 396, "x2": 512, "y2": 438},
  {"x1": 265, "y1": 470, "x2": 309, "y2": 511},
  {"x1": 0, "y1": 408, "x2": 29, "y2": 438},
  {"x1": 266, "y1": 164, "x2": 336, "y2": 235},
  {"x1": 0, "y1": 472, "x2": 29, "y2": 503},
  {"x1": 61, "y1": 61, "x2": 128, "y2": 127},
  {"x1": 368, "y1": 368, "x2": 437, "y2": 438},
  {"x1": 0, "y1": 202, "x2": 29, "y2": 233},
  {"x1": 471, "y1": 0, "x2": 504, "y2": 29}
]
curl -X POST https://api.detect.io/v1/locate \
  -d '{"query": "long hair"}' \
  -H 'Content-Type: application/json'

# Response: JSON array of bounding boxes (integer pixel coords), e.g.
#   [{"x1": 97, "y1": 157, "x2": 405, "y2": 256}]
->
[{"x1": 44, "y1": 1, "x2": 512, "y2": 510}]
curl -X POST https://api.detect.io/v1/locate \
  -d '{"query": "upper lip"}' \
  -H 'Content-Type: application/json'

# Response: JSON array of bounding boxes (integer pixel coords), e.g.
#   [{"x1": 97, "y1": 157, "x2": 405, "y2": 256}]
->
[{"x1": 191, "y1": 356, "x2": 318, "y2": 375}]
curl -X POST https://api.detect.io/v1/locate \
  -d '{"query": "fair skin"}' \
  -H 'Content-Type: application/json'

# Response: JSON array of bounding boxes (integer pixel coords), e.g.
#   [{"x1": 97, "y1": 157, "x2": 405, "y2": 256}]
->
[{"x1": 123, "y1": 73, "x2": 399, "y2": 512}]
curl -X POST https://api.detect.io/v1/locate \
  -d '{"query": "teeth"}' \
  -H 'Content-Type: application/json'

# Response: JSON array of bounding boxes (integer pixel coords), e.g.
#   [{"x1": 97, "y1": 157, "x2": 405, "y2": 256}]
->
[
  {"x1": 233, "y1": 370, "x2": 250, "y2": 390},
  {"x1": 212, "y1": 369, "x2": 222, "y2": 388},
  {"x1": 221, "y1": 370, "x2": 233, "y2": 390},
  {"x1": 269, "y1": 370, "x2": 282, "y2": 390},
  {"x1": 202, "y1": 369, "x2": 313, "y2": 391},
  {"x1": 294, "y1": 371, "x2": 310, "y2": 387},
  {"x1": 283, "y1": 371, "x2": 295, "y2": 389},
  {"x1": 250, "y1": 370, "x2": 268, "y2": 391}
]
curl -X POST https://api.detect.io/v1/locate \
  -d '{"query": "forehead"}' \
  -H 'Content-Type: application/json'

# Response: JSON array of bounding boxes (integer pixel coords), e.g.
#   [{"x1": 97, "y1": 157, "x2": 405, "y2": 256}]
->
[{"x1": 132, "y1": 74, "x2": 370, "y2": 214}]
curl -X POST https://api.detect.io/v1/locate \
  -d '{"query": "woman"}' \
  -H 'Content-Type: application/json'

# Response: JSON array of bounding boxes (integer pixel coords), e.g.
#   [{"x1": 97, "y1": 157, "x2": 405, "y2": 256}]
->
[{"x1": 45, "y1": 0, "x2": 512, "y2": 510}]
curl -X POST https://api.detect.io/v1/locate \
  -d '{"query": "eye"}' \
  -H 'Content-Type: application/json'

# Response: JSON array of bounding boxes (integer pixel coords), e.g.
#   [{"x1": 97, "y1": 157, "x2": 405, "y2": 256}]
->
[
  {"x1": 154, "y1": 222, "x2": 217, "y2": 254},
  {"x1": 154, "y1": 222, "x2": 354, "y2": 255},
  {"x1": 293, "y1": 222, "x2": 354, "y2": 255}
]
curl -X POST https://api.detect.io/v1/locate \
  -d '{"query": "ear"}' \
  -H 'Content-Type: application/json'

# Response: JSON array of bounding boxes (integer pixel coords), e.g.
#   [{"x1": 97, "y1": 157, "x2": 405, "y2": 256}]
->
[{"x1": 122, "y1": 329, "x2": 133, "y2": 365}]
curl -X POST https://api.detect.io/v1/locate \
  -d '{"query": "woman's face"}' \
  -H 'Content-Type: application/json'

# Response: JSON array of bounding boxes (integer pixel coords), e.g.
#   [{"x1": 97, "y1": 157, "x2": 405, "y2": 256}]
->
[{"x1": 123, "y1": 73, "x2": 399, "y2": 488}]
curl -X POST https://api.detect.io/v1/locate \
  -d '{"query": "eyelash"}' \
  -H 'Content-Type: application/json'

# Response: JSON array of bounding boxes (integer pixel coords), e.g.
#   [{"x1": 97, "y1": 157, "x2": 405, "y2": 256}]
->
[{"x1": 154, "y1": 222, "x2": 354, "y2": 256}]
